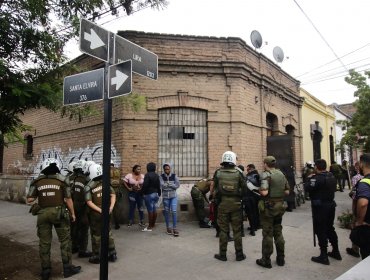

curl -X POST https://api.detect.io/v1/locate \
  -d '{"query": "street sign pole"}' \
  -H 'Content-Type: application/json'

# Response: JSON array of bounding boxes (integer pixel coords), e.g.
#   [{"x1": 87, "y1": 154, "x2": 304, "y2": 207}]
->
[{"x1": 100, "y1": 32, "x2": 115, "y2": 280}]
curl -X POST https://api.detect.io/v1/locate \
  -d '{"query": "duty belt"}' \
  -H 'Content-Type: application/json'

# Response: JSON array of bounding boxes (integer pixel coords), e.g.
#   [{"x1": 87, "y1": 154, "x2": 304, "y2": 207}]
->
[{"x1": 268, "y1": 198, "x2": 284, "y2": 202}]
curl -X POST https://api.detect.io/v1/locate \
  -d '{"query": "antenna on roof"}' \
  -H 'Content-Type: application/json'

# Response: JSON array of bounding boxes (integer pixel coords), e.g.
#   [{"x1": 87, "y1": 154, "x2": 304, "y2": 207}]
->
[
  {"x1": 273, "y1": 46, "x2": 285, "y2": 63},
  {"x1": 250, "y1": 30, "x2": 263, "y2": 49}
]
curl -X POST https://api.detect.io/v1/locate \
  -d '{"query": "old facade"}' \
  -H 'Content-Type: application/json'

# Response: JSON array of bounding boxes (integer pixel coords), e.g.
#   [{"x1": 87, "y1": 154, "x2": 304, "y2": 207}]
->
[{"x1": 3, "y1": 32, "x2": 303, "y2": 204}]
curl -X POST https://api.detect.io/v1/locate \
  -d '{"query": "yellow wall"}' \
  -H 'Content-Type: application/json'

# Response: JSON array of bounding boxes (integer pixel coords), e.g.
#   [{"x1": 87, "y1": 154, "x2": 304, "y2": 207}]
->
[{"x1": 300, "y1": 88, "x2": 335, "y2": 167}]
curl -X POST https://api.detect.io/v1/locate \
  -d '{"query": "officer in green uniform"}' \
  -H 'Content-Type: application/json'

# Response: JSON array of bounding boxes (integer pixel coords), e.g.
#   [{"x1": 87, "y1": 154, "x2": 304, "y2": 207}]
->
[
  {"x1": 213, "y1": 151, "x2": 247, "y2": 262},
  {"x1": 69, "y1": 159, "x2": 92, "y2": 257},
  {"x1": 256, "y1": 156, "x2": 290, "y2": 269},
  {"x1": 191, "y1": 178, "x2": 213, "y2": 228},
  {"x1": 85, "y1": 162, "x2": 117, "y2": 264},
  {"x1": 110, "y1": 161, "x2": 123, "y2": 229},
  {"x1": 27, "y1": 158, "x2": 81, "y2": 280}
]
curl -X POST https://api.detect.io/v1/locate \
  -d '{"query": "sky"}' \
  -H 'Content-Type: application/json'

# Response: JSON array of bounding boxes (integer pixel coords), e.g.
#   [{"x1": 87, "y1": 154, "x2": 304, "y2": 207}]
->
[{"x1": 65, "y1": 0, "x2": 370, "y2": 105}]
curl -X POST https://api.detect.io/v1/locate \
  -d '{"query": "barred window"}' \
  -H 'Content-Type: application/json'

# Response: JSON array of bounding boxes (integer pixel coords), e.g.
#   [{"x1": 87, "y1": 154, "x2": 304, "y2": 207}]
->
[{"x1": 158, "y1": 108, "x2": 207, "y2": 177}]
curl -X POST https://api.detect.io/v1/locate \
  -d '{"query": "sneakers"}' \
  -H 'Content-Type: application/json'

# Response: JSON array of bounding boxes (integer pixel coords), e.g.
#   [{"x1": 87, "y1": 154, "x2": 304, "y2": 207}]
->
[
  {"x1": 214, "y1": 254, "x2": 227, "y2": 261},
  {"x1": 346, "y1": 247, "x2": 360, "y2": 258},
  {"x1": 256, "y1": 258, "x2": 272, "y2": 268},
  {"x1": 127, "y1": 222, "x2": 133, "y2": 227},
  {"x1": 166, "y1": 228, "x2": 173, "y2": 235},
  {"x1": 142, "y1": 227, "x2": 152, "y2": 232},
  {"x1": 173, "y1": 229, "x2": 179, "y2": 237},
  {"x1": 138, "y1": 221, "x2": 146, "y2": 227}
]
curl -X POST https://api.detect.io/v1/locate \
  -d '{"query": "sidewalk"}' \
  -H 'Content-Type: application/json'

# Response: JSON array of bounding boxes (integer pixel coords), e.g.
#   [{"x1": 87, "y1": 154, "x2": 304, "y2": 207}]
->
[{"x1": 0, "y1": 190, "x2": 361, "y2": 280}]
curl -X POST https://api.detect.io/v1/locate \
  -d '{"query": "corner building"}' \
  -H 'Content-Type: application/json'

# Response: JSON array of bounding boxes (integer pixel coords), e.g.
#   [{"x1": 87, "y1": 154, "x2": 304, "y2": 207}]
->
[{"x1": 4, "y1": 31, "x2": 303, "y2": 201}]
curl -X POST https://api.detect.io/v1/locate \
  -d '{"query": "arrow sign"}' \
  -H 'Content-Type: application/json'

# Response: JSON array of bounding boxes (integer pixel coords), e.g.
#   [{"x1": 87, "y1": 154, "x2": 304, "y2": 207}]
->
[
  {"x1": 111, "y1": 70, "x2": 128, "y2": 90},
  {"x1": 79, "y1": 18, "x2": 109, "y2": 62},
  {"x1": 108, "y1": 60, "x2": 132, "y2": 98}
]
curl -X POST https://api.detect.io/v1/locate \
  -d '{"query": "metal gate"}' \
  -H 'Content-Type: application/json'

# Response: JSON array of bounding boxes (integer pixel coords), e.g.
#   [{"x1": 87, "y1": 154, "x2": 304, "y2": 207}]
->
[{"x1": 158, "y1": 108, "x2": 207, "y2": 177}]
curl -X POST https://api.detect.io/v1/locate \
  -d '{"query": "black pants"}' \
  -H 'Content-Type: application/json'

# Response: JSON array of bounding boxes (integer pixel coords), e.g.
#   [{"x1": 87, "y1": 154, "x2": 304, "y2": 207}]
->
[
  {"x1": 350, "y1": 225, "x2": 370, "y2": 259},
  {"x1": 243, "y1": 195, "x2": 259, "y2": 231},
  {"x1": 312, "y1": 201, "x2": 338, "y2": 248}
]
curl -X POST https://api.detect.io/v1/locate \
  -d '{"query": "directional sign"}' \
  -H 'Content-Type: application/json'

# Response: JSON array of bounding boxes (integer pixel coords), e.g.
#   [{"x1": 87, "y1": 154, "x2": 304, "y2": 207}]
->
[
  {"x1": 63, "y1": 68, "x2": 104, "y2": 105},
  {"x1": 108, "y1": 60, "x2": 132, "y2": 98},
  {"x1": 79, "y1": 18, "x2": 109, "y2": 62},
  {"x1": 114, "y1": 34, "x2": 158, "y2": 80}
]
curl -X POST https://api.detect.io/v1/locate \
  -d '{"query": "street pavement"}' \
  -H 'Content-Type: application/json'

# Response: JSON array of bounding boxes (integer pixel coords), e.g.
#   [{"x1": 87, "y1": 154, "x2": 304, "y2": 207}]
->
[{"x1": 0, "y1": 190, "x2": 363, "y2": 280}]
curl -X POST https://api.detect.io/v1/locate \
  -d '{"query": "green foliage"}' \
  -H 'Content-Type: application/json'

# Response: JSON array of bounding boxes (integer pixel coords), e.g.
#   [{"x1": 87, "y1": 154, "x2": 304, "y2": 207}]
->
[
  {"x1": 341, "y1": 70, "x2": 370, "y2": 152},
  {"x1": 337, "y1": 209, "x2": 353, "y2": 229}
]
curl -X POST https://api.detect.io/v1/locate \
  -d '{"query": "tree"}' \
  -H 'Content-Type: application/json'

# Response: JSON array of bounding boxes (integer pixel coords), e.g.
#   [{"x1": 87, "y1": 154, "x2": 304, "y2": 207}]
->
[
  {"x1": 0, "y1": 0, "x2": 168, "y2": 173},
  {"x1": 340, "y1": 70, "x2": 370, "y2": 153}
]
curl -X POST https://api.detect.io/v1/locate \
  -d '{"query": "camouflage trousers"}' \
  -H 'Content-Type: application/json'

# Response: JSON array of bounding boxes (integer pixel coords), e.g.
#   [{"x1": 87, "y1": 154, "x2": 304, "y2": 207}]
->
[
  {"x1": 36, "y1": 206, "x2": 72, "y2": 269},
  {"x1": 191, "y1": 187, "x2": 207, "y2": 223},
  {"x1": 217, "y1": 202, "x2": 243, "y2": 254},
  {"x1": 89, "y1": 210, "x2": 116, "y2": 256},
  {"x1": 259, "y1": 202, "x2": 285, "y2": 260},
  {"x1": 71, "y1": 202, "x2": 89, "y2": 252}
]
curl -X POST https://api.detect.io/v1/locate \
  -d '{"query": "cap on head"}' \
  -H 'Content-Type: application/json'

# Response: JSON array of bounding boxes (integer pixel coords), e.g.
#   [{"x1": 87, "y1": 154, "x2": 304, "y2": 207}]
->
[{"x1": 264, "y1": 156, "x2": 276, "y2": 165}]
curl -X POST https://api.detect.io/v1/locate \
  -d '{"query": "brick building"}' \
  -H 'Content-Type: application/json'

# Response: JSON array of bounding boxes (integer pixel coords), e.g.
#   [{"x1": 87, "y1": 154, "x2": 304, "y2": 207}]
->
[{"x1": 4, "y1": 31, "x2": 303, "y2": 185}]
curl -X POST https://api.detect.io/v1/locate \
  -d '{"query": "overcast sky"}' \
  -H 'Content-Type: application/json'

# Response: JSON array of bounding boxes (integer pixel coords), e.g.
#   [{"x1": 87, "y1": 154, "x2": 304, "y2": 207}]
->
[{"x1": 66, "y1": 0, "x2": 370, "y2": 105}]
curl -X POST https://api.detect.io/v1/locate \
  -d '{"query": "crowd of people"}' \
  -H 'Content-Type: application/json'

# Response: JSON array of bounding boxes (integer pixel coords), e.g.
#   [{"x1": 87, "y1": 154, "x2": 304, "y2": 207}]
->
[{"x1": 25, "y1": 152, "x2": 370, "y2": 279}]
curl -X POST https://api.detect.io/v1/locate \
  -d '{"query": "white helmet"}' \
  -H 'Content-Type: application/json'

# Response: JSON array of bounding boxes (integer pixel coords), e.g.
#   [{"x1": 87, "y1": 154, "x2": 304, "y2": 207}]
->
[
  {"x1": 221, "y1": 151, "x2": 237, "y2": 165},
  {"x1": 83, "y1": 160, "x2": 95, "y2": 175},
  {"x1": 40, "y1": 158, "x2": 60, "y2": 173},
  {"x1": 306, "y1": 161, "x2": 314, "y2": 168},
  {"x1": 89, "y1": 163, "x2": 103, "y2": 180},
  {"x1": 67, "y1": 162, "x2": 76, "y2": 173},
  {"x1": 74, "y1": 159, "x2": 86, "y2": 171}
]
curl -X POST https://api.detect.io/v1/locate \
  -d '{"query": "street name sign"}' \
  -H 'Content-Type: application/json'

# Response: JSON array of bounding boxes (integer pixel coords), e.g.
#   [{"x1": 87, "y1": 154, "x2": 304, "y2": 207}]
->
[
  {"x1": 108, "y1": 60, "x2": 132, "y2": 98},
  {"x1": 63, "y1": 68, "x2": 104, "y2": 105},
  {"x1": 114, "y1": 34, "x2": 158, "y2": 80},
  {"x1": 79, "y1": 18, "x2": 109, "y2": 62}
]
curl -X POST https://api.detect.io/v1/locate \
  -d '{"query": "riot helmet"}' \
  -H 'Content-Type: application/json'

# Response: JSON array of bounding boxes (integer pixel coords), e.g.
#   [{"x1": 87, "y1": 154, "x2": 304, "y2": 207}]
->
[
  {"x1": 40, "y1": 158, "x2": 60, "y2": 174},
  {"x1": 88, "y1": 163, "x2": 103, "y2": 180},
  {"x1": 221, "y1": 151, "x2": 237, "y2": 166}
]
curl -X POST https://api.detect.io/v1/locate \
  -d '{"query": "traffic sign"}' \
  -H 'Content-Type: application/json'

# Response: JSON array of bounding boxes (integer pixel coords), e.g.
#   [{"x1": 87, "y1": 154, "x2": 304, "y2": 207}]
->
[
  {"x1": 79, "y1": 18, "x2": 109, "y2": 62},
  {"x1": 108, "y1": 60, "x2": 132, "y2": 98},
  {"x1": 63, "y1": 68, "x2": 104, "y2": 105},
  {"x1": 114, "y1": 34, "x2": 158, "y2": 80}
]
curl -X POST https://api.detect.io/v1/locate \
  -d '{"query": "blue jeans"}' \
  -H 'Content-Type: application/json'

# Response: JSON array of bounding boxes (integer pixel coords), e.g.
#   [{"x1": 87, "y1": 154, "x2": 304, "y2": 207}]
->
[
  {"x1": 163, "y1": 197, "x2": 178, "y2": 229},
  {"x1": 128, "y1": 192, "x2": 144, "y2": 222},
  {"x1": 144, "y1": 193, "x2": 159, "y2": 213}
]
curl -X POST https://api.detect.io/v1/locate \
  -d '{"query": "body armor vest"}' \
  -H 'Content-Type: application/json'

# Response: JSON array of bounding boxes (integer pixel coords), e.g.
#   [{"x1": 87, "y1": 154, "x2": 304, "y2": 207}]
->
[
  {"x1": 216, "y1": 168, "x2": 241, "y2": 197},
  {"x1": 72, "y1": 174, "x2": 88, "y2": 203},
  {"x1": 110, "y1": 167, "x2": 121, "y2": 188},
  {"x1": 267, "y1": 169, "x2": 286, "y2": 199},
  {"x1": 33, "y1": 175, "x2": 65, "y2": 208},
  {"x1": 195, "y1": 180, "x2": 211, "y2": 194},
  {"x1": 90, "y1": 181, "x2": 103, "y2": 207}
]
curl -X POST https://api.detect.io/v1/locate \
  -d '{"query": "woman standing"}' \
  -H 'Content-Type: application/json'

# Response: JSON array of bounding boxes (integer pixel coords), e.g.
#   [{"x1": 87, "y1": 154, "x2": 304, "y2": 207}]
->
[
  {"x1": 141, "y1": 162, "x2": 161, "y2": 232},
  {"x1": 160, "y1": 163, "x2": 180, "y2": 236},
  {"x1": 123, "y1": 165, "x2": 145, "y2": 227}
]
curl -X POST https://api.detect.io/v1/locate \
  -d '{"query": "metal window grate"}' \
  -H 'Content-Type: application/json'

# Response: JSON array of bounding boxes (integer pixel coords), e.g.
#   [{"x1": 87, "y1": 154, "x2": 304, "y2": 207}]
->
[{"x1": 158, "y1": 108, "x2": 207, "y2": 177}]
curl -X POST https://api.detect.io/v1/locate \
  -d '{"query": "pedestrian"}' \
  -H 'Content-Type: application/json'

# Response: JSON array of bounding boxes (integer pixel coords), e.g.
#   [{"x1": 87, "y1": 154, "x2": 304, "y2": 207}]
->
[
  {"x1": 341, "y1": 160, "x2": 351, "y2": 190},
  {"x1": 110, "y1": 161, "x2": 123, "y2": 229},
  {"x1": 141, "y1": 162, "x2": 161, "y2": 232},
  {"x1": 160, "y1": 163, "x2": 180, "y2": 236},
  {"x1": 256, "y1": 156, "x2": 290, "y2": 269},
  {"x1": 85, "y1": 163, "x2": 117, "y2": 264},
  {"x1": 330, "y1": 161, "x2": 343, "y2": 192},
  {"x1": 69, "y1": 159, "x2": 92, "y2": 258},
  {"x1": 305, "y1": 159, "x2": 341, "y2": 265},
  {"x1": 213, "y1": 151, "x2": 246, "y2": 262},
  {"x1": 123, "y1": 164, "x2": 145, "y2": 227},
  {"x1": 191, "y1": 178, "x2": 213, "y2": 228},
  {"x1": 350, "y1": 153, "x2": 370, "y2": 259},
  {"x1": 244, "y1": 163, "x2": 261, "y2": 236},
  {"x1": 26, "y1": 158, "x2": 81, "y2": 280},
  {"x1": 346, "y1": 161, "x2": 363, "y2": 258}
]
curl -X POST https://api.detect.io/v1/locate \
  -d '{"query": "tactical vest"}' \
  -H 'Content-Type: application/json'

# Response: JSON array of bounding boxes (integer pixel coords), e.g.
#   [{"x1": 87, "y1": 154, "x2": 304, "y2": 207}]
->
[
  {"x1": 33, "y1": 175, "x2": 65, "y2": 208},
  {"x1": 267, "y1": 169, "x2": 286, "y2": 199},
  {"x1": 216, "y1": 168, "x2": 241, "y2": 197},
  {"x1": 195, "y1": 180, "x2": 211, "y2": 194},
  {"x1": 72, "y1": 174, "x2": 88, "y2": 203},
  {"x1": 90, "y1": 181, "x2": 103, "y2": 207},
  {"x1": 110, "y1": 167, "x2": 121, "y2": 188}
]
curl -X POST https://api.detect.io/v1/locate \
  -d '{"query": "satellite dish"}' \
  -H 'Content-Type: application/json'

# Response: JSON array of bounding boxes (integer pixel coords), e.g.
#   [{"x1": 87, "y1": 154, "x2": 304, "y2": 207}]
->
[
  {"x1": 250, "y1": 30, "x2": 263, "y2": 49},
  {"x1": 273, "y1": 46, "x2": 284, "y2": 63}
]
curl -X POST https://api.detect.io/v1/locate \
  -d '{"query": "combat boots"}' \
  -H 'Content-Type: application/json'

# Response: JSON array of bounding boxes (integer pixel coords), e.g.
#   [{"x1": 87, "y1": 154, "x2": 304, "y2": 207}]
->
[
  {"x1": 108, "y1": 249, "x2": 118, "y2": 262},
  {"x1": 236, "y1": 251, "x2": 246, "y2": 261},
  {"x1": 311, "y1": 247, "x2": 330, "y2": 265},
  {"x1": 328, "y1": 244, "x2": 342, "y2": 260},
  {"x1": 63, "y1": 264, "x2": 81, "y2": 278},
  {"x1": 214, "y1": 253, "x2": 227, "y2": 261},
  {"x1": 276, "y1": 255, "x2": 285, "y2": 266},
  {"x1": 256, "y1": 258, "x2": 272, "y2": 268},
  {"x1": 41, "y1": 268, "x2": 51, "y2": 280}
]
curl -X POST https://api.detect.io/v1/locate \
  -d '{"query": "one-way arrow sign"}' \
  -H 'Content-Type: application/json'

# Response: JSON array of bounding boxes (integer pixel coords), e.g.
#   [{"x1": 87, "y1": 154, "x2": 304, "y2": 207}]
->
[
  {"x1": 108, "y1": 60, "x2": 132, "y2": 98},
  {"x1": 79, "y1": 18, "x2": 109, "y2": 62}
]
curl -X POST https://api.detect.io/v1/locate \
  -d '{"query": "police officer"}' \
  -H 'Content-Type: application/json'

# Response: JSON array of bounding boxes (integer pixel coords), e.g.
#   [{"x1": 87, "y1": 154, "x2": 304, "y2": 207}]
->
[
  {"x1": 303, "y1": 161, "x2": 315, "y2": 199},
  {"x1": 69, "y1": 159, "x2": 92, "y2": 258},
  {"x1": 191, "y1": 178, "x2": 213, "y2": 228},
  {"x1": 85, "y1": 162, "x2": 117, "y2": 264},
  {"x1": 256, "y1": 156, "x2": 290, "y2": 269},
  {"x1": 27, "y1": 158, "x2": 81, "y2": 280},
  {"x1": 305, "y1": 159, "x2": 341, "y2": 265},
  {"x1": 110, "y1": 161, "x2": 123, "y2": 229},
  {"x1": 213, "y1": 151, "x2": 246, "y2": 262}
]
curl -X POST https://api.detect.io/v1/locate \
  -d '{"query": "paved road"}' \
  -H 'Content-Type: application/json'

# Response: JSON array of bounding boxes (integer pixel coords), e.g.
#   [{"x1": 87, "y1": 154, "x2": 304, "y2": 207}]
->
[{"x1": 0, "y1": 190, "x2": 361, "y2": 280}]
